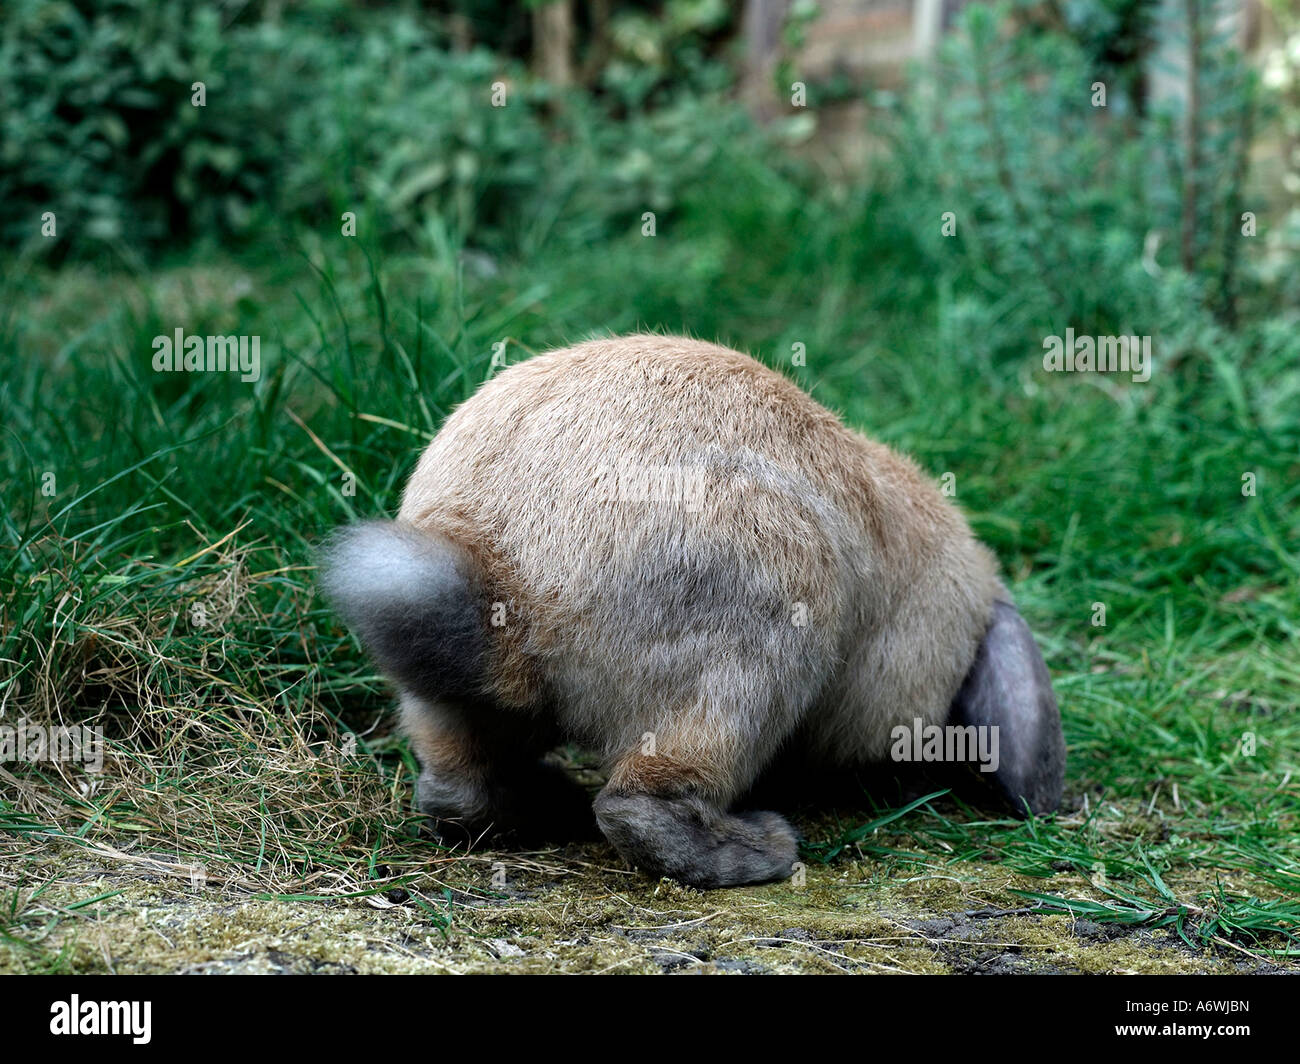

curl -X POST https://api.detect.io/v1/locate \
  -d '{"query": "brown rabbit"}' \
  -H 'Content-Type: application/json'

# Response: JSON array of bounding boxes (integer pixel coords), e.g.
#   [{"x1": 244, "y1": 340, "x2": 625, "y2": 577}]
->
[{"x1": 320, "y1": 334, "x2": 1064, "y2": 887}]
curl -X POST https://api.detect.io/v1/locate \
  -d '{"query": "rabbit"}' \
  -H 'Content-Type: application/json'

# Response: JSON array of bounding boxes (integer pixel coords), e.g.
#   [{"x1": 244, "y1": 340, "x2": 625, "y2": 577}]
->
[{"x1": 320, "y1": 334, "x2": 1065, "y2": 888}]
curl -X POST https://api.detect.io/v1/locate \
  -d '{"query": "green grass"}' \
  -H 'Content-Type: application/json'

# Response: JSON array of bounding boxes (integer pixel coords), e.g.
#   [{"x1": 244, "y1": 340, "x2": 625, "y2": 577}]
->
[
  {"x1": 2, "y1": 148, "x2": 1298, "y2": 969},
  {"x1": 0, "y1": 871, "x2": 124, "y2": 972}
]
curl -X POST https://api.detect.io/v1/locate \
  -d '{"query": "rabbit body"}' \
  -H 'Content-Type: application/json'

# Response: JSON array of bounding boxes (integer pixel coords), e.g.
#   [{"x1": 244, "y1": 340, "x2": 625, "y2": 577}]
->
[{"x1": 322, "y1": 334, "x2": 1063, "y2": 887}]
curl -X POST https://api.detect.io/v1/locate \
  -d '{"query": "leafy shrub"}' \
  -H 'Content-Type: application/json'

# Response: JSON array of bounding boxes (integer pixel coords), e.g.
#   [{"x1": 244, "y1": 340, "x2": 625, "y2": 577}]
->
[
  {"x1": 885, "y1": 0, "x2": 1263, "y2": 354},
  {"x1": 0, "y1": 0, "x2": 290, "y2": 253},
  {"x1": 0, "y1": 0, "x2": 759, "y2": 262}
]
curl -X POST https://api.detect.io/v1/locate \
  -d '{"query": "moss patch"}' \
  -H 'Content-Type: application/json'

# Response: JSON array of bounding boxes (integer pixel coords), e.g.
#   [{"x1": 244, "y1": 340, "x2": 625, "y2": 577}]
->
[{"x1": 4, "y1": 838, "x2": 1292, "y2": 975}]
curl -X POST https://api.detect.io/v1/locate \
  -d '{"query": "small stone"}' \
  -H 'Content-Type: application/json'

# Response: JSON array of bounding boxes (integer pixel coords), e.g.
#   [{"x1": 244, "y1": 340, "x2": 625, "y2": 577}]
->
[{"x1": 487, "y1": 938, "x2": 526, "y2": 958}]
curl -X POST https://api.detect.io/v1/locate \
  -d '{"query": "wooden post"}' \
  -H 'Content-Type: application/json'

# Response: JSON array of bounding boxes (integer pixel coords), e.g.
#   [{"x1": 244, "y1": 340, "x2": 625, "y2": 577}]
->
[
  {"x1": 742, "y1": 0, "x2": 791, "y2": 120},
  {"x1": 532, "y1": 0, "x2": 574, "y2": 87}
]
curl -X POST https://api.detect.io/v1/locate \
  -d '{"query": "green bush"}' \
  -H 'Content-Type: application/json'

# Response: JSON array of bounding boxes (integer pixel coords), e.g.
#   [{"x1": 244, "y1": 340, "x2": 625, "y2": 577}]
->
[
  {"x1": 882, "y1": 1, "x2": 1264, "y2": 356},
  {"x1": 0, "y1": 0, "x2": 284, "y2": 253},
  {"x1": 0, "y1": 0, "x2": 757, "y2": 262}
]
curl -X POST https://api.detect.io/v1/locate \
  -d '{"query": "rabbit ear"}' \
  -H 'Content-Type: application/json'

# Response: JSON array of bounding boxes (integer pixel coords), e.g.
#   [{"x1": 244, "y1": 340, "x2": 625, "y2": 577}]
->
[{"x1": 950, "y1": 600, "x2": 1065, "y2": 816}]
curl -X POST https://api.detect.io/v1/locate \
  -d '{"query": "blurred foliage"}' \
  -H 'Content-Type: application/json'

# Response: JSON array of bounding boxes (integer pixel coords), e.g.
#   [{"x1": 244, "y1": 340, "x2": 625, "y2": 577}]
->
[
  {"x1": 443, "y1": 0, "x2": 736, "y2": 106},
  {"x1": 892, "y1": 0, "x2": 1263, "y2": 344},
  {"x1": 0, "y1": 0, "x2": 747, "y2": 260},
  {"x1": 598, "y1": 0, "x2": 734, "y2": 107},
  {"x1": 0, "y1": 0, "x2": 265, "y2": 249},
  {"x1": 0, "y1": 0, "x2": 1287, "y2": 334},
  {"x1": 1258, "y1": 0, "x2": 1300, "y2": 298},
  {"x1": 1014, "y1": 0, "x2": 1160, "y2": 116}
]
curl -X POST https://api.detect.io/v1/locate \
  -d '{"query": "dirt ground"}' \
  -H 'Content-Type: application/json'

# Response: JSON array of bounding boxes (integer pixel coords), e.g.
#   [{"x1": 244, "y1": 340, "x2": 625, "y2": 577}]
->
[{"x1": 4, "y1": 835, "x2": 1294, "y2": 975}]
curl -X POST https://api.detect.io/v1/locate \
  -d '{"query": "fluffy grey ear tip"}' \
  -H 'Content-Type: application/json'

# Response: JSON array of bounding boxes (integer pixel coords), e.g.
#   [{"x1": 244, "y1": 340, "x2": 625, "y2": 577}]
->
[
  {"x1": 314, "y1": 519, "x2": 488, "y2": 701},
  {"x1": 314, "y1": 521, "x2": 383, "y2": 604},
  {"x1": 315, "y1": 520, "x2": 447, "y2": 631},
  {"x1": 314, "y1": 518, "x2": 371, "y2": 561},
  {"x1": 316, "y1": 517, "x2": 398, "y2": 552}
]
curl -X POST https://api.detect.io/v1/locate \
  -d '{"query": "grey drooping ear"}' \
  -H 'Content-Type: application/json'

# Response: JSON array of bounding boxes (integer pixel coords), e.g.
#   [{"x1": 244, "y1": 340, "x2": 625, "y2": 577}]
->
[{"x1": 950, "y1": 600, "x2": 1065, "y2": 816}]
